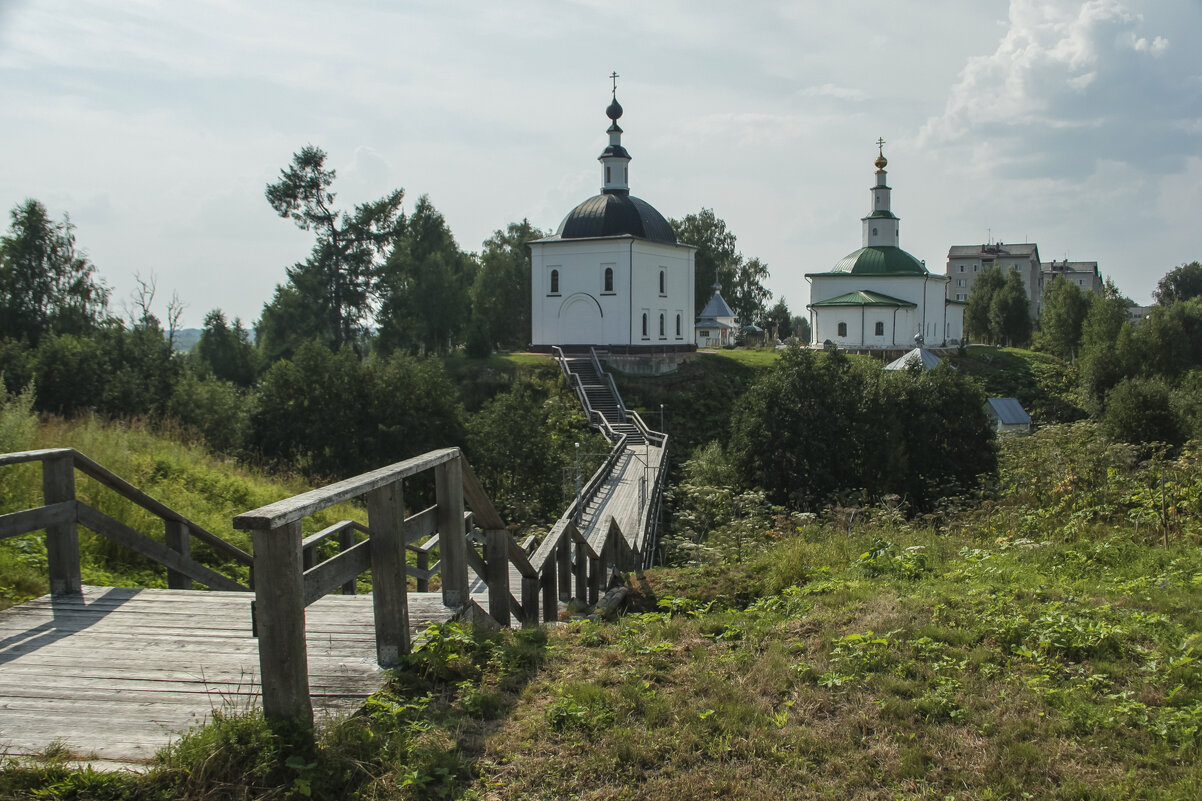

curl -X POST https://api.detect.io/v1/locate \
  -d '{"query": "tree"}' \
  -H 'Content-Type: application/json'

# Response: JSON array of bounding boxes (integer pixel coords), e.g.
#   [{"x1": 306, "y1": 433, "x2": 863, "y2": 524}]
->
[
  {"x1": 1153, "y1": 261, "x2": 1202, "y2": 306},
  {"x1": 470, "y1": 220, "x2": 545, "y2": 350},
  {"x1": 964, "y1": 266, "x2": 1006, "y2": 344},
  {"x1": 0, "y1": 200, "x2": 109, "y2": 342},
  {"x1": 263, "y1": 146, "x2": 405, "y2": 351},
  {"x1": 793, "y1": 316, "x2": 811, "y2": 345},
  {"x1": 376, "y1": 196, "x2": 476, "y2": 354},
  {"x1": 1040, "y1": 277, "x2": 1092, "y2": 360},
  {"x1": 194, "y1": 309, "x2": 258, "y2": 386},
  {"x1": 1103, "y1": 377, "x2": 1183, "y2": 449},
  {"x1": 763, "y1": 298, "x2": 793, "y2": 341},
  {"x1": 670, "y1": 209, "x2": 740, "y2": 314},
  {"x1": 1078, "y1": 287, "x2": 1133, "y2": 412},
  {"x1": 988, "y1": 272, "x2": 1032, "y2": 347},
  {"x1": 729, "y1": 256, "x2": 773, "y2": 326}
]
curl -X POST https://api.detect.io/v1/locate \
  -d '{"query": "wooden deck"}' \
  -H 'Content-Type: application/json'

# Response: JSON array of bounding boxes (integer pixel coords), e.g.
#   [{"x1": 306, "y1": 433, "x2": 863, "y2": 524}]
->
[
  {"x1": 580, "y1": 443, "x2": 662, "y2": 553},
  {"x1": 0, "y1": 585, "x2": 463, "y2": 768}
]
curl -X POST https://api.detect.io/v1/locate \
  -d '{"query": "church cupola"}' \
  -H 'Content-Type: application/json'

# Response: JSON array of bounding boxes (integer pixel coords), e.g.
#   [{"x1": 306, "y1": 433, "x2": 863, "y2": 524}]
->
[
  {"x1": 599, "y1": 72, "x2": 631, "y2": 195},
  {"x1": 862, "y1": 138, "x2": 900, "y2": 248}
]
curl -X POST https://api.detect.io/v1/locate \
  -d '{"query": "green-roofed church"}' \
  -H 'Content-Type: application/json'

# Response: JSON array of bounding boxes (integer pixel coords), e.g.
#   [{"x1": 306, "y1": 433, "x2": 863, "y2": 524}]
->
[{"x1": 805, "y1": 142, "x2": 964, "y2": 349}]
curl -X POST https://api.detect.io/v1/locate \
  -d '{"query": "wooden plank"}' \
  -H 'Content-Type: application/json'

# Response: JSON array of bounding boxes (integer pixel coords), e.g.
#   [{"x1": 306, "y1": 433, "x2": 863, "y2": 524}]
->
[
  {"x1": 0, "y1": 500, "x2": 75, "y2": 540},
  {"x1": 78, "y1": 503, "x2": 248, "y2": 592},
  {"x1": 366, "y1": 479, "x2": 409, "y2": 666},
  {"x1": 0, "y1": 447, "x2": 72, "y2": 467},
  {"x1": 252, "y1": 521, "x2": 313, "y2": 727},
  {"x1": 301, "y1": 519, "x2": 362, "y2": 551},
  {"x1": 42, "y1": 452, "x2": 81, "y2": 596},
  {"x1": 405, "y1": 505, "x2": 438, "y2": 545},
  {"x1": 233, "y1": 448, "x2": 460, "y2": 530},
  {"x1": 303, "y1": 536, "x2": 371, "y2": 606},
  {"x1": 506, "y1": 536, "x2": 538, "y2": 579},
  {"x1": 459, "y1": 458, "x2": 507, "y2": 529}
]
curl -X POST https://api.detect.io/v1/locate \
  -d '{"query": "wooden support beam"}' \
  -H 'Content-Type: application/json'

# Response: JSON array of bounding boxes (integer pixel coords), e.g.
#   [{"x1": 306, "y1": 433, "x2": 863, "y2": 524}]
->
[
  {"x1": 557, "y1": 538, "x2": 571, "y2": 602},
  {"x1": 435, "y1": 458, "x2": 467, "y2": 608},
  {"x1": 366, "y1": 480, "x2": 409, "y2": 666},
  {"x1": 574, "y1": 540, "x2": 587, "y2": 602},
  {"x1": 164, "y1": 519, "x2": 192, "y2": 590},
  {"x1": 542, "y1": 562, "x2": 558, "y2": 623},
  {"x1": 303, "y1": 537, "x2": 372, "y2": 607},
  {"x1": 0, "y1": 501, "x2": 76, "y2": 541},
  {"x1": 484, "y1": 529, "x2": 510, "y2": 627},
  {"x1": 252, "y1": 520, "x2": 312, "y2": 729},
  {"x1": 43, "y1": 454, "x2": 80, "y2": 596}
]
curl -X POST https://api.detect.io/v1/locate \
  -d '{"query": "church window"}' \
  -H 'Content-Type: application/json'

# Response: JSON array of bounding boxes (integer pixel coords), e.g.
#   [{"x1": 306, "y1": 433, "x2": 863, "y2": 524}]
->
[
  {"x1": 874, "y1": 321, "x2": 884, "y2": 336},
  {"x1": 659, "y1": 269, "x2": 666, "y2": 295},
  {"x1": 623, "y1": 166, "x2": 627, "y2": 183},
  {"x1": 872, "y1": 227, "x2": 878, "y2": 237},
  {"x1": 603, "y1": 267, "x2": 614, "y2": 293},
  {"x1": 606, "y1": 166, "x2": 611, "y2": 183},
  {"x1": 676, "y1": 314, "x2": 681, "y2": 337},
  {"x1": 641, "y1": 313, "x2": 648, "y2": 338},
  {"x1": 659, "y1": 313, "x2": 665, "y2": 338},
  {"x1": 550, "y1": 269, "x2": 559, "y2": 294},
  {"x1": 837, "y1": 322, "x2": 847, "y2": 337}
]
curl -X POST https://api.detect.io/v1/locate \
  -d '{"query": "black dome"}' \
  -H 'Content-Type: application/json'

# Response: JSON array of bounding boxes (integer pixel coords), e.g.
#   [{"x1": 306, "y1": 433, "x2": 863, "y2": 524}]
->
[{"x1": 555, "y1": 192, "x2": 677, "y2": 243}]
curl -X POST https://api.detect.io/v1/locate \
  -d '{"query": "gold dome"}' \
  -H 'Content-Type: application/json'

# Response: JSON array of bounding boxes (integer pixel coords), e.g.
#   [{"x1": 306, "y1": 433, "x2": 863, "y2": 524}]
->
[{"x1": 875, "y1": 154, "x2": 887, "y2": 170}]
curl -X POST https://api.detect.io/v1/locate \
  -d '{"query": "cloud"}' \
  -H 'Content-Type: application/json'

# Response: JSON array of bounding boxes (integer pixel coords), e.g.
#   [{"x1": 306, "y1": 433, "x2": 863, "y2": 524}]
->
[
  {"x1": 801, "y1": 83, "x2": 867, "y2": 102},
  {"x1": 920, "y1": 0, "x2": 1197, "y2": 180}
]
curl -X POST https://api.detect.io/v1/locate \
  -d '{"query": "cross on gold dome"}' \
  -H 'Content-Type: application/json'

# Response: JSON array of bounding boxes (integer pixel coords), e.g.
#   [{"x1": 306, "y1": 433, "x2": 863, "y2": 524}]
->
[
  {"x1": 610, "y1": 71, "x2": 620, "y2": 94},
  {"x1": 874, "y1": 137, "x2": 888, "y2": 170}
]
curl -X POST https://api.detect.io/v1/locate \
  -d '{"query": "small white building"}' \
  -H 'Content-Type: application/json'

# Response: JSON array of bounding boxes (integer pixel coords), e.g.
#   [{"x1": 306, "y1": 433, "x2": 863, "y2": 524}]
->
[
  {"x1": 807, "y1": 145, "x2": 963, "y2": 348},
  {"x1": 695, "y1": 283, "x2": 737, "y2": 348},
  {"x1": 984, "y1": 397, "x2": 1032, "y2": 434},
  {"x1": 530, "y1": 89, "x2": 695, "y2": 351}
]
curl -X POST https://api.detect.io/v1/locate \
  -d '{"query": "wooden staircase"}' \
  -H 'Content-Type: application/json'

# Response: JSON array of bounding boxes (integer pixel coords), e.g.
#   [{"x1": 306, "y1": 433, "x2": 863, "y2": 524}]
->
[{"x1": 561, "y1": 354, "x2": 645, "y2": 444}]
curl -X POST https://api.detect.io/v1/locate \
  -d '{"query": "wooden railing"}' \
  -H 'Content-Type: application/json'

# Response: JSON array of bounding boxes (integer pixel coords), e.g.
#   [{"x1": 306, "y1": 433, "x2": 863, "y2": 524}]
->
[
  {"x1": 232, "y1": 446, "x2": 643, "y2": 727},
  {"x1": 590, "y1": 347, "x2": 628, "y2": 421},
  {"x1": 0, "y1": 448, "x2": 253, "y2": 594}
]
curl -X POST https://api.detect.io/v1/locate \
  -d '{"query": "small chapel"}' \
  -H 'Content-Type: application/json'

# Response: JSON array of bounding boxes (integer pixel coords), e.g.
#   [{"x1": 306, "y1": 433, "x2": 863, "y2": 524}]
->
[
  {"x1": 806, "y1": 143, "x2": 964, "y2": 349},
  {"x1": 529, "y1": 81, "x2": 696, "y2": 352}
]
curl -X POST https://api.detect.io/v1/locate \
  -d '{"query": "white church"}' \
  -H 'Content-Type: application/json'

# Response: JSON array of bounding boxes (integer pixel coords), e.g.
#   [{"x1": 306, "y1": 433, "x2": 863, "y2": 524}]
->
[
  {"x1": 529, "y1": 88, "x2": 696, "y2": 352},
  {"x1": 806, "y1": 143, "x2": 964, "y2": 349}
]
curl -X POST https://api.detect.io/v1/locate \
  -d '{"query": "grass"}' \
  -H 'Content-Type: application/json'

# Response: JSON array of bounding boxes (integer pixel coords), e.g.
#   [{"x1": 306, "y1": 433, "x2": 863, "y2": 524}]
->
[{"x1": 698, "y1": 347, "x2": 782, "y2": 368}]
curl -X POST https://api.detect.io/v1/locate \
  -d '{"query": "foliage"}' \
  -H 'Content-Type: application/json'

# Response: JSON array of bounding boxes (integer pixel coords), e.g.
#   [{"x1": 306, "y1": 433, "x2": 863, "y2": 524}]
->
[
  {"x1": 376, "y1": 195, "x2": 477, "y2": 355},
  {"x1": 0, "y1": 199, "x2": 109, "y2": 343},
  {"x1": 1103, "y1": 377, "x2": 1184, "y2": 450},
  {"x1": 728, "y1": 346, "x2": 995, "y2": 511},
  {"x1": 193, "y1": 309, "x2": 258, "y2": 386},
  {"x1": 965, "y1": 266, "x2": 1032, "y2": 346},
  {"x1": 1040, "y1": 276, "x2": 1093, "y2": 360},
  {"x1": 1154, "y1": 261, "x2": 1202, "y2": 305},
  {"x1": 964, "y1": 264, "x2": 1005, "y2": 343},
  {"x1": 251, "y1": 341, "x2": 466, "y2": 479},
  {"x1": 470, "y1": 220, "x2": 545, "y2": 351},
  {"x1": 260, "y1": 145, "x2": 405, "y2": 354},
  {"x1": 670, "y1": 208, "x2": 772, "y2": 325}
]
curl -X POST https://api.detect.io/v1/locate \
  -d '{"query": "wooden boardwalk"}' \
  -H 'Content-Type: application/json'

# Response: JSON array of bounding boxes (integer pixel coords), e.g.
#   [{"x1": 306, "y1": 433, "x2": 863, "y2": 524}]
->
[
  {"x1": 581, "y1": 443, "x2": 662, "y2": 554},
  {"x1": 0, "y1": 586, "x2": 467, "y2": 768}
]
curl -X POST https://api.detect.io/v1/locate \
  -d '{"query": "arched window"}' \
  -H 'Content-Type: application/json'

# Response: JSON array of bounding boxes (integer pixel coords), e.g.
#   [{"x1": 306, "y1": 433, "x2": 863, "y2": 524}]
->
[
  {"x1": 604, "y1": 267, "x2": 613, "y2": 293},
  {"x1": 606, "y1": 166, "x2": 611, "y2": 183},
  {"x1": 550, "y1": 269, "x2": 559, "y2": 294},
  {"x1": 642, "y1": 313, "x2": 648, "y2": 337},
  {"x1": 875, "y1": 321, "x2": 884, "y2": 336},
  {"x1": 659, "y1": 313, "x2": 665, "y2": 337},
  {"x1": 837, "y1": 322, "x2": 847, "y2": 337},
  {"x1": 675, "y1": 314, "x2": 681, "y2": 336},
  {"x1": 659, "y1": 270, "x2": 666, "y2": 295}
]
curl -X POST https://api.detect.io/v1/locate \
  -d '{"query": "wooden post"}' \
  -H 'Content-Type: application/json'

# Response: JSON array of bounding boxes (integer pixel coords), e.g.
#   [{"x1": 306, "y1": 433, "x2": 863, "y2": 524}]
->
[
  {"x1": 436, "y1": 459, "x2": 467, "y2": 608},
  {"x1": 588, "y1": 551, "x2": 602, "y2": 605},
  {"x1": 574, "y1": 541, "x2": 587, "y2": 602},
  {"x1": 542, "y1": 561, "x2": 558, "y2": 623},
  {"x1": 164, "y1": 520, "x2": 193, "y2": 590},
  {"x1": 366, "y1": 479, "x2": 410, "y2": 666},
  {"x1": 43, "y1": 453, "x2": 81, "y2": 596},
  {"x1": 416, "y1": 548, "x2": 429, "y2": 593},
  {"x1": 557, "y1": 538, "x2": 571, "y2": 601},
  {"x1": 521, "y1": 574, "x2": 540, "y2": 627},
  {"x1": 338, "y1": 527, "x2": 356, "y2": 595},
  {"x1": 484, "y1": 529, "x2": 510, "y2": 627},
  {"x1": 252, "y1": 521, "x2": 312, "y2": 728}
]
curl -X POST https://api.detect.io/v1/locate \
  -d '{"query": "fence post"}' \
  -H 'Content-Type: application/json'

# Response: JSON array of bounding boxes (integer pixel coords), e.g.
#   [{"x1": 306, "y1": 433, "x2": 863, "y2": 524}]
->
[
  {"x1": 416, "y1": 548, "x2": 430, "y2": 593},
  {"x1": 366, "y1": 479, "x2": 410, "y2": 665},
  {"x1": 484, "y1": 529, "x2": 510, "y2": 627},
  {"x1": 252, "y1": 520, "x2": 312, "y2": 728},
  {"x1": 557, "y1": 538, "x2": 571, "y2": 601},
  {"x1": 337, "y1": 527, "x2": 356, "y2": 595},
  {"x1": 43, "y1": 453, "x2": 81, "y2": 596},
  {"x1": 541, "y1": 561, "x2": 558, "y2": 622},
  {"x1": 164, "y1": 520, "x2": 193, "y2": 590},
  {"x1": 436, "y1": 458, "x2": 467, "y2": 608},
  {"x1": 574, "y1": 541, "x2": 587, "y2": 601}
]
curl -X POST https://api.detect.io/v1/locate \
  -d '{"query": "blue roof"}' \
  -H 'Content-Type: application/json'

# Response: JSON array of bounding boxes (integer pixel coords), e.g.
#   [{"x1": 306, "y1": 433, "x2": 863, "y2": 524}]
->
[
  {"x1": 698, "y1": 290, "x2": 735, "y2": 319},
  {"x1": 985, "y1": 397, "x2": 1032, "y2": 425}
]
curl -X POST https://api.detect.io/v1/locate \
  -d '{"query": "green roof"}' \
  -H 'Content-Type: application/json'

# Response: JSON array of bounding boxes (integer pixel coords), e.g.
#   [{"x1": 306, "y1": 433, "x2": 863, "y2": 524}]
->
[
  {"x1": 808, "y1": 290, "x2": 916, "y2": 308},
  {"x1": 811, "y1": 246, "x2": 929, "y2": 277},
  {"x1": 863, "y1": 210, "x2": 898, "y2": 220}
]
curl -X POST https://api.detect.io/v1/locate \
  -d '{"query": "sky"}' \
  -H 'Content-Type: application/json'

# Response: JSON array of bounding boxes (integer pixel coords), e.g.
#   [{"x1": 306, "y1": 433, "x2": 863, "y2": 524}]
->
[{"x1": 1, "y1": 0, "x2": 1198, "y2": 328}]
